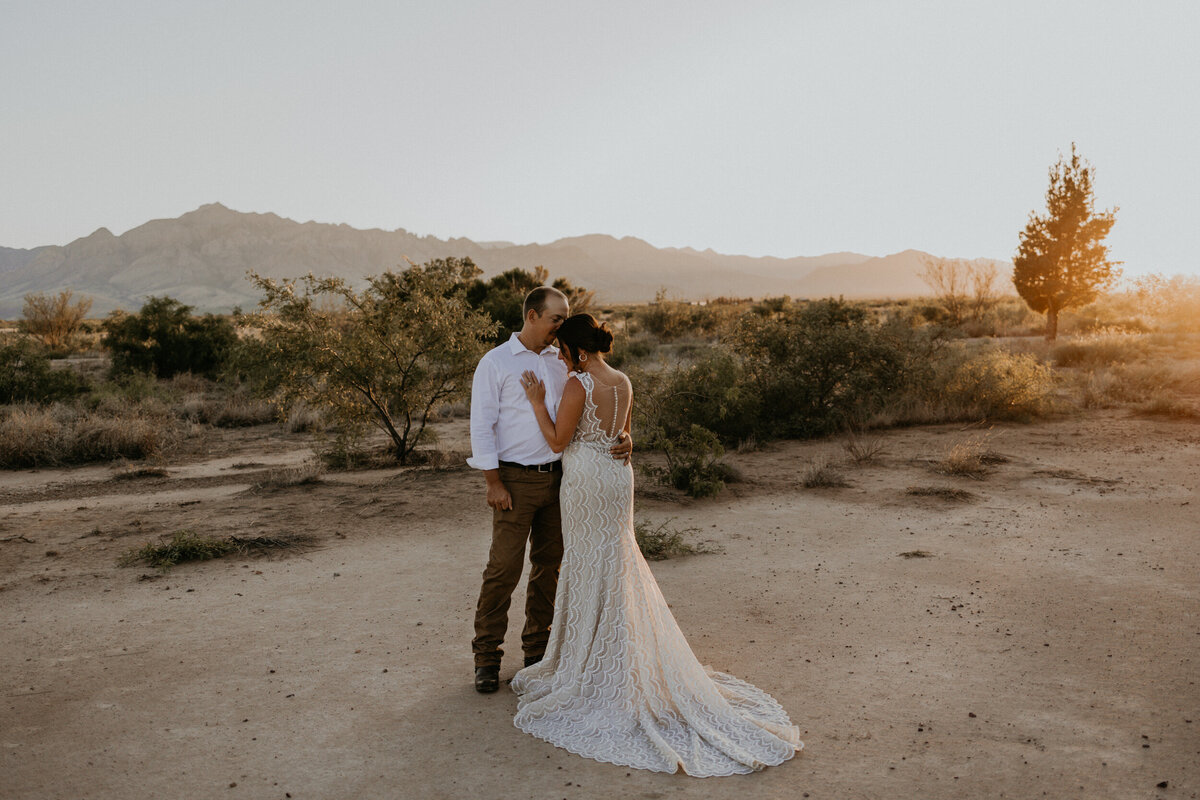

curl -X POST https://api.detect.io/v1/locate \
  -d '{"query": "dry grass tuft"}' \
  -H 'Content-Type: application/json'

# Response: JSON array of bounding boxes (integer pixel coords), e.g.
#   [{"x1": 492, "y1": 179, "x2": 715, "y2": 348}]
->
[
  {"x1": 0, "y1": 404, "x2": 180, "y2": 469},
  {"x1": 1135, "y1": 397, "x2": 1200, "y2": 419},
  {"x1": 111, "y1": 466, "x2": 169, "y2": 481},
  {"x1": 248, "y1": 461, "x2": 324, "y2": 492},
  {"x1": 634, "y1": 519, "x2": 718, "y2": 561},
  {"x1": 119, "y1": 529, "x2": 317, "y2": 571},
  {"x1": 801, "y1": 456, "x2": 850, "y2": 488},
  {"x1": 841, "y1": 429, "x2": 886, "y2": 464},
  {"x1": 905, "y1": 486, "x2": 976, "y2": 502},
  {"x1": 405, "y1": 448, "x2": 470, "y2": 470},
  {"x1": 734, "y1": 435, "x2": 762, "y2": 454},
  {"x1": 179, "y1": 391, "x2": 278, "y2": 427},
  {"x1": 933, "y1": 436, "x2": 994, "y2": 480},
  {"x1": 283, "y1": 401, "x2": 326, "y2": 433},
  {"x1": 1051, "y1": 331, "x2": 1151, "y2": 368}
]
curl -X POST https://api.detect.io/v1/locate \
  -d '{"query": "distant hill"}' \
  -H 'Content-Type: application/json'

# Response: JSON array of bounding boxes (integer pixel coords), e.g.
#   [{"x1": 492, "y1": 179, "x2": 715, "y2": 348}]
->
[{"x1": 0, "y1": 203, "x2": 1012, "y2": 316}]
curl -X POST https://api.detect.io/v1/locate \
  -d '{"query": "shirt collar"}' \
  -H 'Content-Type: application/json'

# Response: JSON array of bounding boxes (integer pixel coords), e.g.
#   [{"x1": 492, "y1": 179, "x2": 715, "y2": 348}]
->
[{"x1": 508, "y1": 331, "x2": 558, "y2": 357}]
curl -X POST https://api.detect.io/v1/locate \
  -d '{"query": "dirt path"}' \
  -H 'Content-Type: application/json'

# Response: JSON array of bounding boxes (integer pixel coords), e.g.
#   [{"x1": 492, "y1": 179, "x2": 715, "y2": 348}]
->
[{"x1": 1, "y1": 411, "x2": 1197, "y2": 799}]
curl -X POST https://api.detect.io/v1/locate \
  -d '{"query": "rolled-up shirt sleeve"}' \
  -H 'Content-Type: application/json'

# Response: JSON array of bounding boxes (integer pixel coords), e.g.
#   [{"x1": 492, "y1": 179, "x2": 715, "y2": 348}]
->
[{"x1": 466, "y1": 357, "x2": 500, "y2": 471}]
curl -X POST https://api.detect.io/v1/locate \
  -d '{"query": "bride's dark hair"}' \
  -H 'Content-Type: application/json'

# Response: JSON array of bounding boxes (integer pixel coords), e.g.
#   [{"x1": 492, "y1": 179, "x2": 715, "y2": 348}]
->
[{"x1": 555, "y1": 313, "x2": 614, "y2": 367}]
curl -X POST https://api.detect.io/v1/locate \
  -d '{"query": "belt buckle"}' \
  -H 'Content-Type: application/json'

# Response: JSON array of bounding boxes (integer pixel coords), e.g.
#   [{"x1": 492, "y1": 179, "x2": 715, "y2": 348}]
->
[{"x1": 536, "y1": 462, "x2": 552, "y2": 473}]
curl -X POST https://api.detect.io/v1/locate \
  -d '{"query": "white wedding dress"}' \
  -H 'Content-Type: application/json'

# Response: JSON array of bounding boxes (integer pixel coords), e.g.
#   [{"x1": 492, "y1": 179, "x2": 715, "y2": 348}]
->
[{"x1": 510, "y1": 372, "x2": 803, "y2": 776}]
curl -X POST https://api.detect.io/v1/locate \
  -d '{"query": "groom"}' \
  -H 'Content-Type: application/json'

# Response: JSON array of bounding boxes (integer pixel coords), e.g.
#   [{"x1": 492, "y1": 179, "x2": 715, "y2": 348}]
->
[{"x1": 467, "y1": 286, "x2": 630, "y2": 693}]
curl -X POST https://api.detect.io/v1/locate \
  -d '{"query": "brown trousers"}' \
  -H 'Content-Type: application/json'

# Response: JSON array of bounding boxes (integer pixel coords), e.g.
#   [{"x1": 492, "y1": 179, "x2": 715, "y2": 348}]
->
[{"x1": 472, "y1": 465, "x2": 563, "y2": 668}]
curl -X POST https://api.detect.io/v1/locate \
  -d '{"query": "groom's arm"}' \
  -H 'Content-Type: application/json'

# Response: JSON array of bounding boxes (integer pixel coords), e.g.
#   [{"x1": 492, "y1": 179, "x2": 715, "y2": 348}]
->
[
  {"x1": 482, "y1": 469, "x2": 512, "y2": 511},
  {"x1": 610, "y1": 404, "x2": 633, "y2": 462},
  {"x1": 466, "y1": 359, "x2": 512, "y2": 510}
]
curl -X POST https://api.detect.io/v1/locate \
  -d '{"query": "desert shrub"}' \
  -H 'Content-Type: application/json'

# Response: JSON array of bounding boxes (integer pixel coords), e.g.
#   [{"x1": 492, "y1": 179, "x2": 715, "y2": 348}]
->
[
  {"x1": 640, "y1": 424, "x2": 732, "y2": 498},
  {"x1": 751, "y1": 296, "x2": 791, "y2": 316},
  {"x1": 0, "y1": 404, "x2": 179, "y2": 468},
  {"x1": 635, "y1": 291, "x2": 736, "y2": 341},
  {"x1": 605, "y1": 334, "x2": 655, "y2": 369},
  {"x1": 0, "y1": 338, "x2": 90, "y2": 404},
  {"x1": 102, "y1": 296, "x2": 236, "y2": 378},
  {"x1": 1050, "y1": 330, "x2": 1151, "y2": 367},
  {"x1": 222, "y1": 333, "x2": 289, "y2": 396},
  {"x1": 729, "y1": 299, "x2": 917, "y2": 438},
  {"x1": 919, "y1": 257, "x2": 1003, "y2": 327},
  {"x1": 247, "y1": 259, "x2": 495, "y2": 465},
  {"x1": 992, "y1": 298, "x2": 1045, "y2": 337},
  {"x1": 1132, "y1": 273, "x2": 1200, "y2": 332},
  {"x1": 84, "y1": 372, "x2": 178, "y2": 412},
  {"x1": 943, "y1": 349, "x2": 1053, "y2": 421},
  {"x1": 179, "y1": 390, "x2": 279, "y2": 427},
  {"x1": 20, "y1": 289, "x2": 93, "y2": 354},
  {"x1": 1078, "y1": 362, "x2": 1188, "y2": 407},
  {"x1": 632, "y1": 350, "x2": 757, "y2": 446},
  {"x1": 1136, "y1": 397, "x2": 1200, "y2": 419}
]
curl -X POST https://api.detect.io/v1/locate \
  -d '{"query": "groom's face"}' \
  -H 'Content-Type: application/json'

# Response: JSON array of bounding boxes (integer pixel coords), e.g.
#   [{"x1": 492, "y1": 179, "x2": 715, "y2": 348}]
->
[{"x1": 528, "y1": 296, "x2": 569, "y2": 348}]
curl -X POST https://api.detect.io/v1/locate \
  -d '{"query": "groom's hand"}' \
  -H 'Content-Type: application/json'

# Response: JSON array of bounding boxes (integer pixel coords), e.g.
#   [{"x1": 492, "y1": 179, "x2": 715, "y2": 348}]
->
[
  {"x1": 610, "y1": 431, "x2": 633, "y2": 464},
  {"x1": 484, "y1": 470, "x2": 513, "y2": 511}
]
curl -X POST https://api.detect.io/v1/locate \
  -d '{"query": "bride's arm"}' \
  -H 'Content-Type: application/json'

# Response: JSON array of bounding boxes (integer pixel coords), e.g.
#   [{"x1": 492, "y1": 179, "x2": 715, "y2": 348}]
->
[{"x1": 521, "y1": 371, "x2": 585, "y2": 453}]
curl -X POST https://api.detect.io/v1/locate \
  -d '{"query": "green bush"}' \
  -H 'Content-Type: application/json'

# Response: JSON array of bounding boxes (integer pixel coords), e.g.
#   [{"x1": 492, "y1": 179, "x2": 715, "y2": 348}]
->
[
  {"x1": 605, "y1": 334, "x2": 654, "y2": 369},
  {"x1": 223, "y1": 334, "x2": 288, "y2": 395},
  {"x1": 729, "y1": 299, "x2": 917, "y2": 438},
  {"x1": 0, "y1": 338, "x2": 90, "y2": 404},
  {"x1": 634, "y1": 291, "x2": 737, "y2": 341},
  {"x1": 640, "y1": 424, "x2": 732, "y2": 498},
  {"x1": 247, "y1": 260, "x2": 495, "y2": 465},
  {"x1": 102, "y1": 296, "x2": 236, "y2": 378},
  {"x1": 632, "y1": 350, "x2": 757, "y2": 446}
]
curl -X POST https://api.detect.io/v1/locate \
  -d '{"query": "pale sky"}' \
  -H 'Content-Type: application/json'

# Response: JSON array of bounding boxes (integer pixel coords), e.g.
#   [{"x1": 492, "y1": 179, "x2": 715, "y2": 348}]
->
[{"x1": 3, "y1": 0, "x2": 1198, "y2": 276}]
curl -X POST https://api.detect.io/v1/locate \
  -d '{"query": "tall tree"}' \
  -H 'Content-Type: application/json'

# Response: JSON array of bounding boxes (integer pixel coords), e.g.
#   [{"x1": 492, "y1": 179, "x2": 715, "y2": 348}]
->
[{"x1": 1013, "y1": 143, "x2": 1120, "y2": 341}]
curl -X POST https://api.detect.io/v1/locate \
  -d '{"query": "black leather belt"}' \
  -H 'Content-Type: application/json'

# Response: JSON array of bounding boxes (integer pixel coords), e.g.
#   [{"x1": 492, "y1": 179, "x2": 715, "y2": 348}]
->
[{"x1": 498, "y1": 460, "x2": 562, "y2": 473}]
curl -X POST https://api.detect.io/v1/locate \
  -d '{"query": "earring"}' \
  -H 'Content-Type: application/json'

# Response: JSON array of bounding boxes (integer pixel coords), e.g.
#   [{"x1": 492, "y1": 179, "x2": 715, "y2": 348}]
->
[{"x1": 579, "y1": 353, "x2": 588, "y2": 363}]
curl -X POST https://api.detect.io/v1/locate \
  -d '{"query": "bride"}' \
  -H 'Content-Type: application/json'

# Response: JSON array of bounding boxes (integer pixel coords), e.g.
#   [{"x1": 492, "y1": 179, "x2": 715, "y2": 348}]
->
[{"x1": 511, "y1": 313, "x2": 802, "y2": 776}]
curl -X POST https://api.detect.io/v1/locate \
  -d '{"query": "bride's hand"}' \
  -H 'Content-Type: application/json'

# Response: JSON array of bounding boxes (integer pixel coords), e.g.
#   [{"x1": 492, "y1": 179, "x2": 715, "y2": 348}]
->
[{"x1": 520, "y1": 370, "x2": 546, "y2": 405}]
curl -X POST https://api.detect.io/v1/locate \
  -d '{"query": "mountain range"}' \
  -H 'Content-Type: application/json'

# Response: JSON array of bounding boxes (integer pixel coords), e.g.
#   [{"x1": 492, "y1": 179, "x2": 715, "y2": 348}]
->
[{"x1": 0, "y1": 203, "x2": 1012, "y2": 316}]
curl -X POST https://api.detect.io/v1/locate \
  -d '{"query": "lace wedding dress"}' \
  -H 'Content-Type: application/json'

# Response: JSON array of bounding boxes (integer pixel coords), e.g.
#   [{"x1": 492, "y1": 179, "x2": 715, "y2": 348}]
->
[{"x1": 510, "y1": 372, "x2": 802, "y2": 776}]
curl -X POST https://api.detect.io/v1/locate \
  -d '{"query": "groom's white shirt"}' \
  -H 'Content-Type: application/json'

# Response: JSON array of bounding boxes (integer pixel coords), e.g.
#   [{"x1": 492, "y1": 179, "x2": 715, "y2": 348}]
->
[{"x1": 467, "y1": 332, "x2": 569, "y2": 470}]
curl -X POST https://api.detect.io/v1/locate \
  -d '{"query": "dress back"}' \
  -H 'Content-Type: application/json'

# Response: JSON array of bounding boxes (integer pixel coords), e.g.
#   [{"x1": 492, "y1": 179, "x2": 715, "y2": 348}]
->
[{"x1": 571, "y1": 371, "x2": 631, "y2": 447}]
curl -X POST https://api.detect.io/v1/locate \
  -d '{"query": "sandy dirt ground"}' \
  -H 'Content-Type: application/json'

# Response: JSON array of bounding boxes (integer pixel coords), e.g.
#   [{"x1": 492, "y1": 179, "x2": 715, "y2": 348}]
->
[{"x1": 1, "y1": 410, "x2": 1197, "y2": 800}]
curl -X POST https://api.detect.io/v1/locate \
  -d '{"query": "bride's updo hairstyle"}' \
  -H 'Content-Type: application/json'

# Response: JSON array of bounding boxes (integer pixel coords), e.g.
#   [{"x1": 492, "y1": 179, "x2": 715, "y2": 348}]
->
[{"x1": 555, "y1": 313, "x2": 613, "y2": 369}]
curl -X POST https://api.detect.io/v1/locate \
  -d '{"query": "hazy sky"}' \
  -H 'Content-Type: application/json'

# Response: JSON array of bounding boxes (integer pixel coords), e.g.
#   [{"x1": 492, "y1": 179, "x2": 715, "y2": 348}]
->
[{"x1": 3, "y1": 1, "x2": 1198, "y2": 275}]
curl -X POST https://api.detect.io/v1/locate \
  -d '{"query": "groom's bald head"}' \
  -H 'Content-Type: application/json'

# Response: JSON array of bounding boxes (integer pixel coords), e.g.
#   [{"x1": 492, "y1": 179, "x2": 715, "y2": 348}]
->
[{"x1": 523, "y1": 286, "x2": 569, "y2": 320}]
